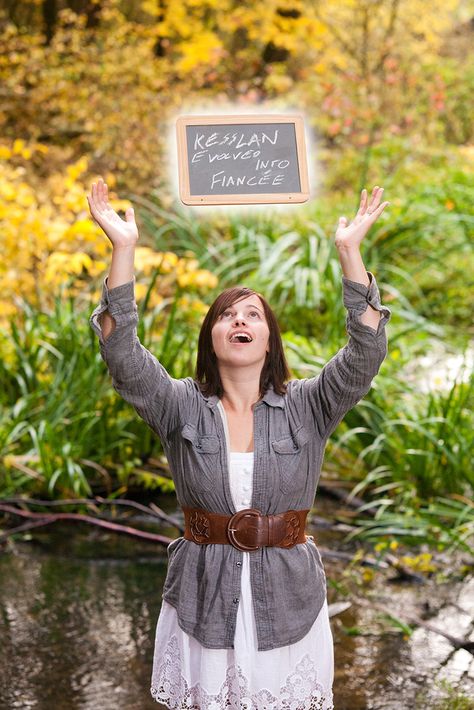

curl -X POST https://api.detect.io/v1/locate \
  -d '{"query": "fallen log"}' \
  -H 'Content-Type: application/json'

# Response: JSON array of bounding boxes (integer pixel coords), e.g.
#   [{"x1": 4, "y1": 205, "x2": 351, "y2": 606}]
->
[
  {"x1": 317, "y1": 546, "x2": 389, "y2": 570},
  {"x1": 359, "y1": 598, "x2": 474, "y2": 656},
  {"x1": 407, "y1": 616, "x2": 474, "y2": 653},
  {"x1": 0, "y1": 504, "x2": 173, "y2": 545},
  {"x1": 0, "y1": 496, "x2": 184, "y2": 532},
  {"x1": 318, "y1": 480, "x2": 377, "y2": 515}
]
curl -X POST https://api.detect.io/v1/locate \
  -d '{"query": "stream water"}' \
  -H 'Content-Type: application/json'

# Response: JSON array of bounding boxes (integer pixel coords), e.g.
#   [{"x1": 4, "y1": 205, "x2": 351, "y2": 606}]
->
[{"x1": 0, "y1": 495, "x2": 473, "y2": 710}]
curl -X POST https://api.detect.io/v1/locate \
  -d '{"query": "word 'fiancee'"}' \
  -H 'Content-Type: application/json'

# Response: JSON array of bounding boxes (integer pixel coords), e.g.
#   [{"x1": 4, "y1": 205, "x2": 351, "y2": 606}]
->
[{"x1": 210, "y1": 169, "x2": 285, "y2": 189}]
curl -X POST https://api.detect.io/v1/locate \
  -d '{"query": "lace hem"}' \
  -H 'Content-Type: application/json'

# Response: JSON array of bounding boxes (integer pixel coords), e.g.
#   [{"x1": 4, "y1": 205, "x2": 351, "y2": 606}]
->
[{"x1": 151, "y1": 635, "x2": 334, "y2": 710}]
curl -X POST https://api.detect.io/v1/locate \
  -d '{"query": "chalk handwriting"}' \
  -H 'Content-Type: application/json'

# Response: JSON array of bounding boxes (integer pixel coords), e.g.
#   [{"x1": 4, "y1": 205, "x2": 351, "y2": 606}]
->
[
  {"x1": 193, "y1": 130, "x2": 279, "y2": 151},
  {"x1": 210, "y1": 170, "x2": 285, "y2": 190},
  {"x1": 186, "y1": 122, "x2": 300, "y2": 194}
]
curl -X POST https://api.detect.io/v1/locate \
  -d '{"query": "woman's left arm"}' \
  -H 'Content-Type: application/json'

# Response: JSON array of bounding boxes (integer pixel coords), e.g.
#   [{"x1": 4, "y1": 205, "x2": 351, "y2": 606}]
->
[
  {"x1": 335, "y1": 185, "x2": 389, "y2": 329},
  {"x1": 297, "y1": 185, "x2": 391, "y2": 440}
]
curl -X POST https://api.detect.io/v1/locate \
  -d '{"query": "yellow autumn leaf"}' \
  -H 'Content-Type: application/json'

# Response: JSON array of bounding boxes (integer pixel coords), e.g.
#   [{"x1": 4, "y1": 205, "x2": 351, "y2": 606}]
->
[
  {"x1": 134, "y1": 246, "x2": 157, "y2": 272},
  {"x1": 64, "y1": 219, "x2": 99, "y2": 238},
  {"x1": 12, "y1": 139, "x2": 25, "y2": 154},
  {"x1": 362, "y1": 568, "x2": 374, "y2": 583},
  {"x1": 135, "y1": 282, "x2": 148, "y2": 301},
  {"x1": 67, "y1": 156, "x2": 89, "y2": 181},
  {"x1": 177, "y1": 272, "x2": 192, "y2": 288},
  {"x1": 176, "y1": 32, "x2": 223, "y2": 73},
  {"x1": 69, "y1": 252, "x2": 93, "y2": 274}
]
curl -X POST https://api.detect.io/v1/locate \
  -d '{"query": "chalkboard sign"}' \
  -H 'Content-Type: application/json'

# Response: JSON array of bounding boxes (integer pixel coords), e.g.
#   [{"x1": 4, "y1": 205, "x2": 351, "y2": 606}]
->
[{"x1": 176, "y1": 114, "x2": 309, "y2": 205}]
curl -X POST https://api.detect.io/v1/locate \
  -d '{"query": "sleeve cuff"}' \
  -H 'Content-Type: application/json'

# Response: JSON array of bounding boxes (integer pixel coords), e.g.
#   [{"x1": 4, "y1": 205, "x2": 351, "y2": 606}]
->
[
  {"x1": 342, "y1": 271, "x2": 391, "y2": 325},
  {"x1": 89, "y1": 276, "x2": 137, "y2": 342},
  {"x1": 101, "y1": 275, "x2": 136, "y2": 310}
]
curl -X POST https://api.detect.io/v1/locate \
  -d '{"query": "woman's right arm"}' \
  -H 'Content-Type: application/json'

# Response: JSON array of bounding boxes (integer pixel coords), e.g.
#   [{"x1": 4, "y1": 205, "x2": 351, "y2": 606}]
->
[
  {"x1": 98, "y1": 244, "x2": 136, "y2": 340},
  {"x1": 87, "y1": 179, "x2": 186, "y2": 442},
  {"x1": 87, "y1": 177, "x2": 138, "y2": 341}
]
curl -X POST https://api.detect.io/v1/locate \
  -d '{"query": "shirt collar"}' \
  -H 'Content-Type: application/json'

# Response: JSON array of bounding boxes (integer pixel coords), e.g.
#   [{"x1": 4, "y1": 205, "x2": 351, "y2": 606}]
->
[{"x1": 202, "y1": 384, "x2": 285, "y2": 409}]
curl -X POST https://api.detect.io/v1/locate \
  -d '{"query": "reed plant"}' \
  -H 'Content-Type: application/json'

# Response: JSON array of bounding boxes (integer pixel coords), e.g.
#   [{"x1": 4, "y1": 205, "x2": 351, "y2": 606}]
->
[
  {"x1": 0, "y1": 293, "x2": 157, "y2": 498},
  {"x1": 1, "y1": 165, "x2": 472, "y2": 557}
]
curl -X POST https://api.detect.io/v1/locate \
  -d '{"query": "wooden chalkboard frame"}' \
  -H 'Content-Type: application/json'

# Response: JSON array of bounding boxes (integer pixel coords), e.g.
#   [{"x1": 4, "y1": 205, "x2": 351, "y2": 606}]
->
[{"x1": 176, "y1": 114, "x2": 310, "y2": 206}]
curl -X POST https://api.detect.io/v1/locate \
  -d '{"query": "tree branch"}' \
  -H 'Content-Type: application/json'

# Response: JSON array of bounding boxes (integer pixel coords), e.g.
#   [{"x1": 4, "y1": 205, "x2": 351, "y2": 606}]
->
[
  {"x1": 0, "y1": 496, "x2": 184, "y2": 532},
  {"x1": 0, "y1": 504, "x2": 173, "y2": 545}
]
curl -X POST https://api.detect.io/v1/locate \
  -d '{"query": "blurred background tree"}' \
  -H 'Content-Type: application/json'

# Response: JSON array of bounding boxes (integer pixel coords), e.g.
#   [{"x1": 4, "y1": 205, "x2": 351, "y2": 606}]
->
[{"x1": 1, "y1": 0, "x2": 473, "y2": 193}]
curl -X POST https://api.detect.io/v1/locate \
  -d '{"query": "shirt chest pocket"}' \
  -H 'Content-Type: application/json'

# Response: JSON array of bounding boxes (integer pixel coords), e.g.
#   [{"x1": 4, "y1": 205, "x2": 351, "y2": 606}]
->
[
  {"x1": 271, "y1": 425, "x2": 310, "y2": 494},
  {"x1": 181, "y1": 423, "x2": 220, "y2": 492}
]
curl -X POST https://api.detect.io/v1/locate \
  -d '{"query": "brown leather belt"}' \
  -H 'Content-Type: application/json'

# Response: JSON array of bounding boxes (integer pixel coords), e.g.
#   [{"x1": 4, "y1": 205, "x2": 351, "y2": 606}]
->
[{"x1": 182, "y1": 506, "x2": 310, "y2": 552}]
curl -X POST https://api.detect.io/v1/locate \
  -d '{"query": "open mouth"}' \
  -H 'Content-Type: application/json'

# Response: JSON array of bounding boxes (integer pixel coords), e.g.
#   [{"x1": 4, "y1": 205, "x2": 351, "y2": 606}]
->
[{"x1": 229, "y1": 332, "x2": 253, "y2": 343}]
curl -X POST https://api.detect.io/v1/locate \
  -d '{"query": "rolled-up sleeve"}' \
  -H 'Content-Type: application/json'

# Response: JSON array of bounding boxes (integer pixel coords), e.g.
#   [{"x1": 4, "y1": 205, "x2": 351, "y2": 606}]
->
[
  {"x1": 89, "y1": 276, "x2": 184, "y2": 441},
  {"x1": 302, "y1": 271, "x2": 391, "y2": 439}
]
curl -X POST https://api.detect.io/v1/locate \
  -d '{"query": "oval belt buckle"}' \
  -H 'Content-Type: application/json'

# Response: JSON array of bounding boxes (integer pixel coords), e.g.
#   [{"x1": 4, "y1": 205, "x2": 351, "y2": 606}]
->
[{"x1": 227, "y1": 508, "x2": 262, "y2": 551}]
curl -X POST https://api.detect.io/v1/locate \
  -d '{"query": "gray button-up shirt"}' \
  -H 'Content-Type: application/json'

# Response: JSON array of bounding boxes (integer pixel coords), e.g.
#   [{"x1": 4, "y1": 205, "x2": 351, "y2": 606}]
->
[{"x1": 89, "y1": 272, "x2": 391, "y2": 651}]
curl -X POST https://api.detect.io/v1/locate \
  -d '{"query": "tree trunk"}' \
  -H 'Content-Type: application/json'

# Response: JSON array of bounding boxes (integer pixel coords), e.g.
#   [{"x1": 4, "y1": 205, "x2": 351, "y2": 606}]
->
[
  {"x1": 85, "y1": 0, "x2": 101, "y2": 29},
  {"x1": 42, "y1": 0, "x2": 58, "y2": 45}
]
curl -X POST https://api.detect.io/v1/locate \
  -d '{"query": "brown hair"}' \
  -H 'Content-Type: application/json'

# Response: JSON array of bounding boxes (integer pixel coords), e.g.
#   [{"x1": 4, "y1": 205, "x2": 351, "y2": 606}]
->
[{"x1": 195, "y1": 286, "x2": 290, "y2": 399}]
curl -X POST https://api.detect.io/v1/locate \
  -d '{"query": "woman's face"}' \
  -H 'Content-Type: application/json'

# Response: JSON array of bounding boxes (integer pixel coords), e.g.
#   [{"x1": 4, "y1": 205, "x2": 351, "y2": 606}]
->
[{"x1": 211, "y1": 295, "x2": 270, "y2": 369}]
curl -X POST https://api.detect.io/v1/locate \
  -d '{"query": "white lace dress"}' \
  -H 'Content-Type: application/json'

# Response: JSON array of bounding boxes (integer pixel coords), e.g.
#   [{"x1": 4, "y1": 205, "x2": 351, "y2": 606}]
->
[{"x1": 150, "y1": 446, "x2": 334, "y2": 709}]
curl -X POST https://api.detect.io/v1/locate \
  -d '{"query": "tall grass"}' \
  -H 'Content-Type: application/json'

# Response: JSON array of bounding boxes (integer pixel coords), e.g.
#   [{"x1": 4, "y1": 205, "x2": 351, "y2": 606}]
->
[
  {"x1": 1, "y1": 288, "x2": 169, "y2": 498},
  {"x1": 1, "y1": 171, "x2": 472, "y2": 546},
  {"x1": 330, "y1": 368, "x2": 474, "y2": 497}
]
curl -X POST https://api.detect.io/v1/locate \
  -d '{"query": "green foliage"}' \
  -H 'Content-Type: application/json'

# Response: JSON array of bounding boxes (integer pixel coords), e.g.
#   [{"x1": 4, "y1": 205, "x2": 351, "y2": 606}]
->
[
  {"x1": 0, "y1": 291, "x2": 159, "y2": 498},
  {"x1": 346, "y1": 494, "x2": 474, "y2": 553},
  {"x1": 379, "y1": 612, "x2": 414, "y2": 638},
  {"x1": 334, "y1": 371, "x2": 474, "y2": 497}
]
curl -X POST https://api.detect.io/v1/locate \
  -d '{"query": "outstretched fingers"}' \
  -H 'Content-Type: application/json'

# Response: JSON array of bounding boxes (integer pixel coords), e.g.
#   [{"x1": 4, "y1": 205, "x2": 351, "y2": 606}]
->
[
  {"x1": 96, "y1": 178, "x2": 108, "y2": 212},
  {"x1": 357, "y1": 186, "x2": 389, "y2": 219},
  {"x1": 369, "y1": 200, "x2": 390, "y2": 220},
  {"x1": 87, "y1": 178, "x2": 109, "y2": 219},
  {"x1": 366, "y1": 186, "x2": 383, "y2": 215},
  {"x1": 102, "y1": 179, "x2": 110, "y2": 210},
  {"x1": 357, "y1": 188, "x2": 368, "y2": 217},
  {"x1": 87, "y1": 183, "x2": 98, "y2": 221}
]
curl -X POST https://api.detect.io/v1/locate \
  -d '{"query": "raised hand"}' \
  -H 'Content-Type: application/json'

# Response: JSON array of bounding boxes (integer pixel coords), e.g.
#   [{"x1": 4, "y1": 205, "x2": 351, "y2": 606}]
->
[
  {"x1": 335, "y1": 186, "x2": 389, "y2": 251},
  {"x1": 87, "y1": 177, "x2": 139, "y2": 249}
]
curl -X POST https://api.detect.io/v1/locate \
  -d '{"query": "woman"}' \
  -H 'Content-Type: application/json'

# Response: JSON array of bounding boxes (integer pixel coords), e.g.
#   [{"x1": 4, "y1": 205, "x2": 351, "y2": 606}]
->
[{"x1": 88, "y1": 178, "x2": 391, "y2": 709}]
